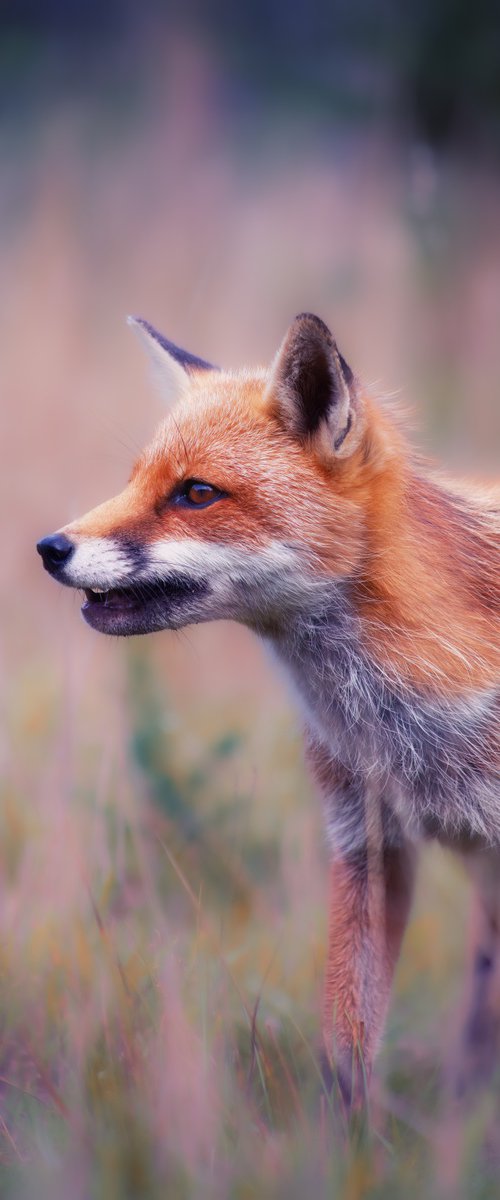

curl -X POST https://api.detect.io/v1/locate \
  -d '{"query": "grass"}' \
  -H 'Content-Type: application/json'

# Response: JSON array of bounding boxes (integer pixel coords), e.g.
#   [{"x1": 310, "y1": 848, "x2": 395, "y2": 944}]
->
[
  {"x1": 2, "y1": 32, "x2": 500, "y2": 1196},
  {"x1": 2, "y1": 640, "x2": 500, "y2": 1198}
]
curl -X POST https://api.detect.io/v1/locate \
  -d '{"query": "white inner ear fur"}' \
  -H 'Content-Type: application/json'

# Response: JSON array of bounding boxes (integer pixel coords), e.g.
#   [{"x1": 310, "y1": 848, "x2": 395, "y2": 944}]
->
[
  {"x1": 313, "y1": 378, "x2": 364, "y2": 462},
  {"x1": 127, "y1": 316, "x2": 190, "y2": 406},
  {"x1": 329, "y1": 347, "x2": 352, "y2": 448}
]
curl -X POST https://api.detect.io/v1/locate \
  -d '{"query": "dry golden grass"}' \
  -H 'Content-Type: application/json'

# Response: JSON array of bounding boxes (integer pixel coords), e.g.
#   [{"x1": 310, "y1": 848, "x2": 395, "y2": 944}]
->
[{"x1": 2, "y1": 38, "x2": 500, "y2": 1196}]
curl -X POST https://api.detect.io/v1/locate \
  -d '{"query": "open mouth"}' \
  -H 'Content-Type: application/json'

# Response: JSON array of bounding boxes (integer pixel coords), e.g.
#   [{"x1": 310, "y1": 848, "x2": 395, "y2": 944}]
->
[
  {"x1": 83, "y1": 578, "x2": 191, "y2": 611},
  {"x1": 83, "y1": 583, "x2": 153, "y2": 611},
  {"x1": 81, "y1": 575, "x2": 208, "y2": 636}
]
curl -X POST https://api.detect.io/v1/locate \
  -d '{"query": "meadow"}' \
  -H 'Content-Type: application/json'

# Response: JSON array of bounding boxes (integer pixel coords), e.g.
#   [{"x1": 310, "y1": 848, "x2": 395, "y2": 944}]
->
[{"x1": 1, "y1": 40, "x2": 500, "y2": 1196}]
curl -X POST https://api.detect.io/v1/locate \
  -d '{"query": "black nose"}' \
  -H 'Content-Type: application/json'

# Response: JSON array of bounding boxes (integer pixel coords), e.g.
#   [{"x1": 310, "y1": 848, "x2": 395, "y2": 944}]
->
[{"x1": 37, "y1": 532, "x2": 74, "y2": 574}]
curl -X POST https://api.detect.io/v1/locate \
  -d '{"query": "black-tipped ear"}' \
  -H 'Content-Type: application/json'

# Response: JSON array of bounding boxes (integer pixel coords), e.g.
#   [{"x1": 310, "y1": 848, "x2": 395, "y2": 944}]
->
[
  {"x1": 129, "y1": 317, "x2": 217, "y2": 373},
  {"x1": 127, "y1": 316, "x2": 218, "y2": 406},
  {"x1": 267, "y1": 313, "x2": 357, "y2": 455}
]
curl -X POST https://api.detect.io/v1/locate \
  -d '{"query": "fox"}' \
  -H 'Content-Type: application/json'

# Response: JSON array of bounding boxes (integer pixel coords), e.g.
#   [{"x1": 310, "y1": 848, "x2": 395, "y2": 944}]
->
[{"x1": 37, "y1": 312, "x2": 500, "y2": 1107}]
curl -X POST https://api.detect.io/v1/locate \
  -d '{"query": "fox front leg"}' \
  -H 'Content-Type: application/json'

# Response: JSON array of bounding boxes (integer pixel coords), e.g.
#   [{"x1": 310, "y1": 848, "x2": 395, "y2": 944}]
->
[
  {"x1": 307, "y1": 740, "x2": 417, "y2": 1108},
  {"x1": 455, "y1": 850, "x2": 500, "y2": 1096}
]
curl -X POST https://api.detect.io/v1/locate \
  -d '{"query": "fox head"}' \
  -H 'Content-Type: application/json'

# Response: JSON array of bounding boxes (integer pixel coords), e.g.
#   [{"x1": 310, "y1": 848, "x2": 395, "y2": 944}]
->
[{"x1": 37, "y1": 313, "x2": 387, "y2": 638}]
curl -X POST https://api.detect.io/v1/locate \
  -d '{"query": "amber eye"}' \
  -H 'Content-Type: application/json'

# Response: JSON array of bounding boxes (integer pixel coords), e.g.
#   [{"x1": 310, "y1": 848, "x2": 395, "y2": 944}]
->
[{"x1": 174, "y1": 479, "x2": 225, "y2": 509}]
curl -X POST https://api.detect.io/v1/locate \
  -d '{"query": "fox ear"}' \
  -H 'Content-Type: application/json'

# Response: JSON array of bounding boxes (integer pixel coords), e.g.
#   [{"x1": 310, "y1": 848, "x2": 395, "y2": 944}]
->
[
  {"x1": 127, "y1": 316, "x2": 217, "y2": 405},
  {"x1": 266, "y1": 313, "x2": 359, "y2": 457}
]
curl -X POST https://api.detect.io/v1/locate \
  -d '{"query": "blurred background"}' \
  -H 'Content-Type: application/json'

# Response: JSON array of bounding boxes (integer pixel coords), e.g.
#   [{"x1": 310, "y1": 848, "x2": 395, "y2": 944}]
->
[{"x1": 1, "y1": 2, "x2": 500, "y2": 1196}]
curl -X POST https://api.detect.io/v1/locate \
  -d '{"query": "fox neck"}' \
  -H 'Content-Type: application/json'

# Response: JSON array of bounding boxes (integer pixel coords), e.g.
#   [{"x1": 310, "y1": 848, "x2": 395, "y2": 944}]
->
[
  {"x1": 281, "y1": 439, "x2": 499, "y2": 700},
  {"x1": 270, "y1": 573, "x2": 499, "y2": 847},
  {"x1": 266, "y1": 432, "x2": 499, "y2": 742}
]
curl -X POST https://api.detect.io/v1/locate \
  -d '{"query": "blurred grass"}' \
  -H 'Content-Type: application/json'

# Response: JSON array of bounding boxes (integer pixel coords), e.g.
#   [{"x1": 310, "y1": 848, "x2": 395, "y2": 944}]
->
[
  {"x1": 2, "y1": 634, "x2": 500, "y2": 1196},
  {"x1": 1, "y1": 28, "x2": 500, "y2": 1198}
]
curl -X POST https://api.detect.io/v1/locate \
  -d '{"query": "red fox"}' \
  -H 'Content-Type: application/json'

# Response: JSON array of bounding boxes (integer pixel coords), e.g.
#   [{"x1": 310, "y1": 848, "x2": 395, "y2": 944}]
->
[{"x1": 37, "y1": 313, "x2": 500, "y2": 1106}]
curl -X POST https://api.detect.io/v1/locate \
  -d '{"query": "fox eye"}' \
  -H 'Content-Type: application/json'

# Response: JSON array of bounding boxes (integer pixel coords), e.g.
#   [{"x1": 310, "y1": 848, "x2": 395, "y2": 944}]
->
[{"x1": 174, "y1": 479, "x2": 225, "y2": 508}]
